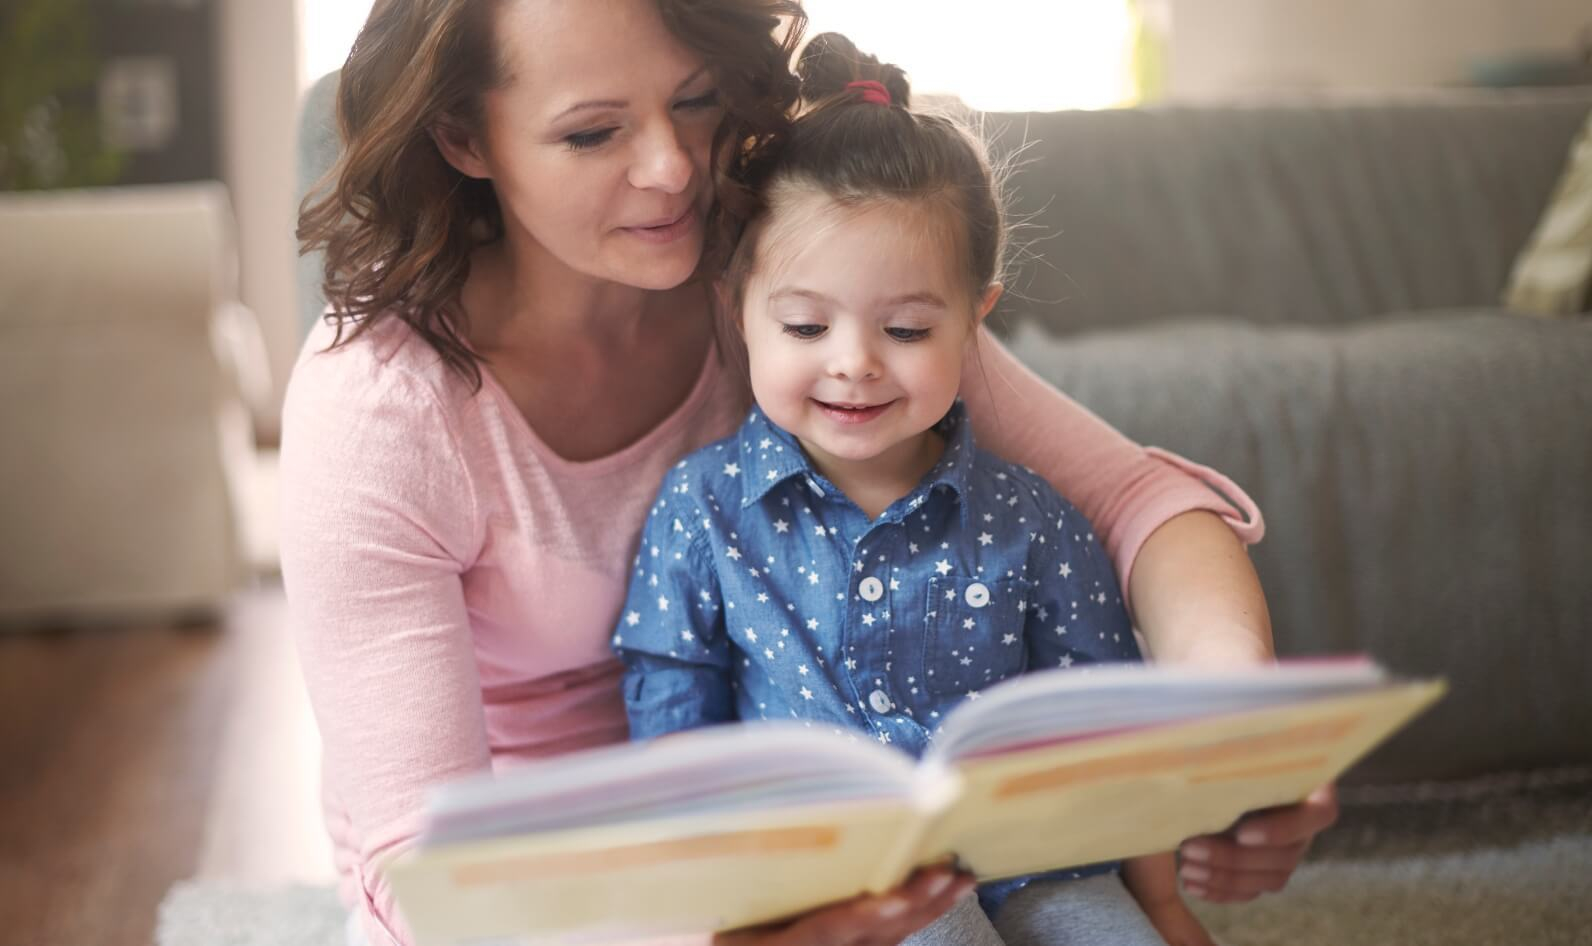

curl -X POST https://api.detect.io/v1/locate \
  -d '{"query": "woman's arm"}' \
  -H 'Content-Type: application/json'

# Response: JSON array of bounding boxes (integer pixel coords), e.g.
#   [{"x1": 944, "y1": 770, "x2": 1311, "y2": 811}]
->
[
  {"x1": 960, "y1": 328, "x2": 1263, "y2": 593},
  {"x1": 962, "y1": 328, "x2": 1335, "y2": 903},
  {"x1": 1130, "y1": 510, "x2": 1273, "y2": 665},
  {"x1": 281, "y1": 345, "x2": 492, "y2": 946}
]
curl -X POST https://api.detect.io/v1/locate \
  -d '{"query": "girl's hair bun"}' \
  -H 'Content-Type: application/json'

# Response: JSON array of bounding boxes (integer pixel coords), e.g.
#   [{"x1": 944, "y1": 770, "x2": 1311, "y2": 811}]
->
[{"x1": 796, "y1": 32, "x2": 911, "y2": 108}]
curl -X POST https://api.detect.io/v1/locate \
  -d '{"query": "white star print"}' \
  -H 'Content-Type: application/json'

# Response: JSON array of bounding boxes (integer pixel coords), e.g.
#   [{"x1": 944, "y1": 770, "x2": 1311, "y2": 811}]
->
[
  {"x1": 963, "y1": 618, "x2": 976, "y2": 630},
  {"x1": 773, "y1": 519, "x2": 789, "y2": 533},
  {"x1": 807, "y1": 571, "x2": 820, "y2": 585},
  {"x1": 1002, "y1": 633, "x2": 1018, "y2": 645},
  {"x1": 815, "y1": 525, "x2": 828, "y2": 538},
  {"x1": 726, "y1": 547, "x2": 741, "y2": 561},
  {"x1": 909, "y1": 542, "x2": 920, "y2": 554},
  {"x1": 798, "y1": 664, "x2": 810, "y2": 676},
  {"x1": 625, "y1": 611, "x2": 640, "y2": 626},
  {"x1": 760, "y1": 438, "x2": 772, "y2": 449},
  {"x1": 862, "y1": 614, "x2": 876, "y2": 626},
  {"x1": 1058, "y1": 654, "x2": 1074, "y2": 668},
  {"x1": 844, "y1": 657, "x2": 858, "y2": 670},
  {"x1": 657, "y1": 596, "x2": 670, "y2": 611},
  {"x1": 978, "y1": 532, "x2": 994, "y2": 546},
  {"x1": 723, "y1": 463, "x2": 740, "y2": 477},
  {"x1": 935, "y1": 560, "x2": 952, "y2": 575},
  {"x1": 807, "y1": 618, "x2": 820, "y2": 631},
  {"x1": 1059, "y1": 563, "x2": 1073, "y2": 578},
  {"x1": 800, "y1": 687, "x2": 814, "y2": 700},
  {"x1": 756, "y1": 592, "x2": 769, "y2": 603},
  {"x1": 766, "y1": 470, "x2": 778, "y2": 481},
  {"x1": 681, "y1": 630, "x2": 694, "y2": 642},
  {"x1": 745, "y1": 628, "x2": 758, "y2": 642}
]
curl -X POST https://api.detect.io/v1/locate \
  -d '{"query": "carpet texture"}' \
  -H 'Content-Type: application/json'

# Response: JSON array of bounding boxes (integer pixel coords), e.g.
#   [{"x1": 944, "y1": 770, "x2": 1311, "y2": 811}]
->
[{"x1": 158, "y1": 769, "x2": 1592, "y2": 946}]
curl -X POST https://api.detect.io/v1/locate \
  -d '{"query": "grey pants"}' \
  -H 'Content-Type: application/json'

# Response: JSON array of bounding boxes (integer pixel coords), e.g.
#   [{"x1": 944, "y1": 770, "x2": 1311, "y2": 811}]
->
[{"x1": 902, "y1": 873, "x2": 1168, "y2": 946}]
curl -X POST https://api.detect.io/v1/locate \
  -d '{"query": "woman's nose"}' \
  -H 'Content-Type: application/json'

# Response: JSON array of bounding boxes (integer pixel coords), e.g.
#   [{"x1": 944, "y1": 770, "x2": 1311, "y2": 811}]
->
[{"x1": 629, "y1": 124, "x2": 694, "y2": 194}]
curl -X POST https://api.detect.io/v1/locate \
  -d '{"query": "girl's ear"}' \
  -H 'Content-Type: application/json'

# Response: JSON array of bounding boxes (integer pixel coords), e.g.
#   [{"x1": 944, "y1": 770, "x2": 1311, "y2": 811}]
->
[
  {"x1": 431, "y1": 118, "x2": 493, "y2": 180},
  {"x1": 974, "y1": 283, "x2": 1004, "y2": 325}
]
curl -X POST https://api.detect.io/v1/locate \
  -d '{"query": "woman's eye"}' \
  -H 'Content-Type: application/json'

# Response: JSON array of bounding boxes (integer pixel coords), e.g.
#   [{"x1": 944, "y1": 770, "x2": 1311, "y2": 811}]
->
[
  {"x1": 564, "y1": 128, "x2": 617, "y2": 152},
  {"x1": 677, "y1": 90, "x2": 721, "y2": 111},
  {"x1": 782, "y1": 324, "x2": 826, "y2": 339},
  {"x1": 886, "y1": 327, "x2": 931, "y2": 342}
]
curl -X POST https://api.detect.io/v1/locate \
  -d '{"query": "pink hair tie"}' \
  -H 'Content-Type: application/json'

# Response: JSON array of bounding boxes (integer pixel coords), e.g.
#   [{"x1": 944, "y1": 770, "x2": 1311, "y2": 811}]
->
[{"x1": 845, "y1": 80, "x2": 893, "y2": 107}]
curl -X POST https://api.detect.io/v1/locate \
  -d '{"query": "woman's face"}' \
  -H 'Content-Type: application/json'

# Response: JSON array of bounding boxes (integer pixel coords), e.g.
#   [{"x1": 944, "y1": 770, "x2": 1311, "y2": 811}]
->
[{"x1": 451, "y1": 0, "x2": 724, "y2": 291}]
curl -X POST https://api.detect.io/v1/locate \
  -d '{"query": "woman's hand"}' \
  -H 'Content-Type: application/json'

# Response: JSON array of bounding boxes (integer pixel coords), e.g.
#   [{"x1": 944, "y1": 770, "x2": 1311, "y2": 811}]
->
[
  {"x1": 1178, "y1": 784, "x2": 1339, "y2": 903},
  {"x1": 713, "y1": 865, "x2": 975, "y2": 946}
]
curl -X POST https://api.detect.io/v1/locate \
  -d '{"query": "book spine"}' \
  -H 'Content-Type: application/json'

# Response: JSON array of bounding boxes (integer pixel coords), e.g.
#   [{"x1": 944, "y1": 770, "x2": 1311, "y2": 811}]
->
[{"x1": 863, "y1": 764, "x2": 965, "y2": 891}]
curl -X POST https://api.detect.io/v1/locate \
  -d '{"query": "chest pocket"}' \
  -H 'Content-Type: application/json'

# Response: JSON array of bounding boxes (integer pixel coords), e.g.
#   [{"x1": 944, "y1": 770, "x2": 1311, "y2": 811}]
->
[{"x1": 922, "y1": 576, "x2": 1030, "y2": 698}]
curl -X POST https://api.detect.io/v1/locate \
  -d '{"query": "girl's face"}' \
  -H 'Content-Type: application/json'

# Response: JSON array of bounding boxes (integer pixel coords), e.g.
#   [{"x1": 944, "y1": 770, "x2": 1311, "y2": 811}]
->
[
  {"x1": 739, "y1": 190, "x2": 999, "y2": 479},
  {"x1": 437, "y1": 0, "x2": 723, "y2": 291}
]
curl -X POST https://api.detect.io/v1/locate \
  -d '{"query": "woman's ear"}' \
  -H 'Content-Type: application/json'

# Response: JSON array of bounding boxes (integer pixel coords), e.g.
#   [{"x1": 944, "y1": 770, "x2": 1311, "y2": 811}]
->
[
  {"x1": 430, "y1": 118, "x2": 492, "y2": 180},
  {"x1": 974, "y1": 282, "x2": 1004, "y2": 325}
]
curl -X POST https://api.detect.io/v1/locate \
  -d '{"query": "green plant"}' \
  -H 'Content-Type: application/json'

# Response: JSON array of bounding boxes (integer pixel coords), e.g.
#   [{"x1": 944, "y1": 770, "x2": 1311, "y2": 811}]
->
[{"x1": 0, "y1": 0, "x2": 123, "y2": 190}]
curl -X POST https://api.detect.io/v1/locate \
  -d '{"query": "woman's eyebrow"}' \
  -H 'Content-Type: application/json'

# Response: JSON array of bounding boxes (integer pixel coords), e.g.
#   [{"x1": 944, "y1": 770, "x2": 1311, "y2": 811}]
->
[{"x1": 550, "y1": 68, "x2": 712, "y2": 124}]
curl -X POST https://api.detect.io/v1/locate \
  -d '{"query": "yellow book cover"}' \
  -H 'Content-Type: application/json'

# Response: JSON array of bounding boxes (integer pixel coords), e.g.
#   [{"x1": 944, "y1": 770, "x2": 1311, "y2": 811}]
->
[{"x1": 384, "y1": 659, "x2": 1444, "y2": 945}]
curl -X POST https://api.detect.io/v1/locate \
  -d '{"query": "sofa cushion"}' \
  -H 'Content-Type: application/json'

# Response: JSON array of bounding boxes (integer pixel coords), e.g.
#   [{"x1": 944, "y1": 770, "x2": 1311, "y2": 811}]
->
[
  {"x1": 981, "y1": 91, "x2": 1592, "y2": 334},
  {"x1": 1504, "y1": 108, "x2": 1592, "y2": 316},
  {"x1": 1004, "y1": 311, "x2": 1592, "y2": 782}
]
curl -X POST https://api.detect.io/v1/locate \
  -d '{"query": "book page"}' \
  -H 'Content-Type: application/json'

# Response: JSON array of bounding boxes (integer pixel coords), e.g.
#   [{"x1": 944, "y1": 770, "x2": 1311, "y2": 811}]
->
[{"x1": 913, "y1": 681, "x2": 1443, "y2": 878}]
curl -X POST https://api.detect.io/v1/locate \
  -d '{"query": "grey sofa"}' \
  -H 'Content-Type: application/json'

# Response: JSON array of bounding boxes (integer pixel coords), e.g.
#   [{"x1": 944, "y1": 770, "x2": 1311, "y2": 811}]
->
[
  {"x1": 978, "y1": 91, "x2": 1592, "y2": 786},
  {"x1": 298, "y1": 80, "x2": 1592, "y2": 943}
]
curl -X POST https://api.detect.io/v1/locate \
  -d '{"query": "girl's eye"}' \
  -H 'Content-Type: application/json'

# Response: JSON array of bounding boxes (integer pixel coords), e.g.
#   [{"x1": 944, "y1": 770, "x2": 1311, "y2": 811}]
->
[
  {"x1": 886, "y1": 327, "x2": 931, "y2": 342},
  {"x1": 677, "y1": 89, "x2": 721, "y2": 111},
  {"x1": 782, "y1": 324, "x2": 826, "y2": 339},
  {"x1": 564, "y1": 128, "x2": 617, "y2": 152}
]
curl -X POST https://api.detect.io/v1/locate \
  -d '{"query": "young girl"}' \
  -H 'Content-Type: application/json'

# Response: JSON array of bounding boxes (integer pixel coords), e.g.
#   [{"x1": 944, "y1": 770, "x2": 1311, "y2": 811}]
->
[{"x1": 615, "y1": 34, "x2": 1211, "y2": 946}]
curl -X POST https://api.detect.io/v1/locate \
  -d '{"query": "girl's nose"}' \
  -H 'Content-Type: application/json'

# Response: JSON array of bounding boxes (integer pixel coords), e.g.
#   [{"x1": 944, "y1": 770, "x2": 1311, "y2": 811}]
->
[
  {"x1": 629, "y1": 124, "x2": 693, "y2": 195},
  {"x1": 827, "y1": 337, "x2": 882, "y2": 382}
]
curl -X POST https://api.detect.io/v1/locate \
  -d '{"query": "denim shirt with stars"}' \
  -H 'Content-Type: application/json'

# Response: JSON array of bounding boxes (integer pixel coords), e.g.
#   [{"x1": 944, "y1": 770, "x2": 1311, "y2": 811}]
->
[{"x1": 613, "y1": 401, "x2": 1141, "y2": 907}]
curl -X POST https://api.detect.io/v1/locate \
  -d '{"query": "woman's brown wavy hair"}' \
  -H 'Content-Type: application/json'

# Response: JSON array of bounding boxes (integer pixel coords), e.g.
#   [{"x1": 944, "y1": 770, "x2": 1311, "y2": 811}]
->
[{"x1": 297, "y1": 0, "x2": 807, "y2": 389}]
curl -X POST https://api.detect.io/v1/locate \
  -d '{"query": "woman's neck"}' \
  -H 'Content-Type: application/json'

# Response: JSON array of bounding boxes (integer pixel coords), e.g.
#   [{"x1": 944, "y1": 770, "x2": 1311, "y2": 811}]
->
[{"x1": 462, "y1": 237, "x2": 661, "y2": 359}]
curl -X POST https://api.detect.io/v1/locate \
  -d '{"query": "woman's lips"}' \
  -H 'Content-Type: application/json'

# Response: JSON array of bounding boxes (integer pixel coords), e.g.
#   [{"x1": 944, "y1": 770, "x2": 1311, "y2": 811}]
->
[
  {"x1": 623, "y1": 207, "x2": 697, "y2": 244},
  {"x1": 813, "y1": 399, "x2": 895, "y2": 424}
]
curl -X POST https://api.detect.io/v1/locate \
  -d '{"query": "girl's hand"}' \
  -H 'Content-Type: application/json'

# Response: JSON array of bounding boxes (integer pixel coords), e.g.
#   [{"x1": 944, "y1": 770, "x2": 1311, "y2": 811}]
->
[
  {"x1": 713, "y1": 865, "x2": 975, "y2": 946},
  {"x1": 1178, "y1": 784, "x2": 1339, "y2": 903}
]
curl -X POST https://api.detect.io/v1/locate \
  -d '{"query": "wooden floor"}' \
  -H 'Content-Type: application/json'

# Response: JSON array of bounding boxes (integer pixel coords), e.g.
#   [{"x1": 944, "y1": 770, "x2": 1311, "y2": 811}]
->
[{"x1": 0, "y1": 582, "x2": 332, "y2": 946}]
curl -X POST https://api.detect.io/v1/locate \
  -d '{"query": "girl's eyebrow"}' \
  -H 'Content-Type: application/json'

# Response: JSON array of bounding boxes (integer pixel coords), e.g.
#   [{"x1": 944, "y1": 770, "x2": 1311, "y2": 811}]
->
[
  {"x1": 550, "y1": 67, "x2": 712, "y2": 124},
  {"x1": 769, "y1": 288, "x2": 948, "y2": 309}
]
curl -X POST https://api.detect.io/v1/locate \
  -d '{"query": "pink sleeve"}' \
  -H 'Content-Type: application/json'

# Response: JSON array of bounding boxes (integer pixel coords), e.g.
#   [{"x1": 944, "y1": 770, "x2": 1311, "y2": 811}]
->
[
  {"x1": 960, "y1": 328, "x2": 1264, "y2": 593},
  {"x1": 280, "y1": 346, "x2": 490, "y2": 946}
]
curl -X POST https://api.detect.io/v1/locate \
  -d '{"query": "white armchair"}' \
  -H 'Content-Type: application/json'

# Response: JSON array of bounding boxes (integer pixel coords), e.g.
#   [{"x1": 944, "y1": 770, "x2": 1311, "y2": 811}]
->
[{"x1": 0, "y1": 182, "x2": 268, "y2": 627}]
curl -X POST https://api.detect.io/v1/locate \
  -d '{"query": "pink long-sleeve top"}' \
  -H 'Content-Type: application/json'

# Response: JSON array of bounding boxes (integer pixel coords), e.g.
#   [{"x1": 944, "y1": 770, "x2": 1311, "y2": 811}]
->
[{"x1": 280, "y1": 317, "x2": 1262, "y2": 946}]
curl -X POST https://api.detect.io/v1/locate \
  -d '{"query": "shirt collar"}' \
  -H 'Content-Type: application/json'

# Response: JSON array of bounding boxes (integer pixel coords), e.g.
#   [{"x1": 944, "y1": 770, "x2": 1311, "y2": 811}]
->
[{"x1": 737, "y1": 402, "x2": 978, "y2": 526}]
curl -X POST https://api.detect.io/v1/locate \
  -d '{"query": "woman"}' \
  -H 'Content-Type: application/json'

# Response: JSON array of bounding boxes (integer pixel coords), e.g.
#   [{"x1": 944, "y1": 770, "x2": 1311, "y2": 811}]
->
[{"x1": 285, "y1": 2, "x2": 1336, "y2": 945}]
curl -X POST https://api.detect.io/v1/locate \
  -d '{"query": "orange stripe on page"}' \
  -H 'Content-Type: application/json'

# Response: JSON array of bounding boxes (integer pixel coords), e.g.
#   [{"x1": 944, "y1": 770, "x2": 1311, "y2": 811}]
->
[
  {"x1": 994, "y1": 715, "x2": 1361, "y2": 799},
  {"x1": 1188, "y1": 755, "x2": 1332, "y2": 784},
  {"x1": 451, "y1": 825, "x2": 841, "y2": 888}
]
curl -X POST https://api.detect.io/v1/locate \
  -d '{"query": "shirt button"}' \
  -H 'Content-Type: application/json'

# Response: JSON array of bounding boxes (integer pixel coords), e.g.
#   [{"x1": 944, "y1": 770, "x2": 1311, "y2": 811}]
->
[
  {"x1": 858, "y1": 576, "x2": 885, "y2": 602},
  {"x1": 965, "y1": 582, "x2": 991, "y2": 608},
  {"x1": 868, "y1": 689, "x2": 894, "y2": 714}
]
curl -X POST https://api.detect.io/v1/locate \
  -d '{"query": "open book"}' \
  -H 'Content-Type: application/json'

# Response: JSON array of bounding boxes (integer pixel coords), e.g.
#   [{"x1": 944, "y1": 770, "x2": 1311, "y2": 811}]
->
[{"x1": 385, "y1": 658, "x2": 1444, "y2": 945}]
